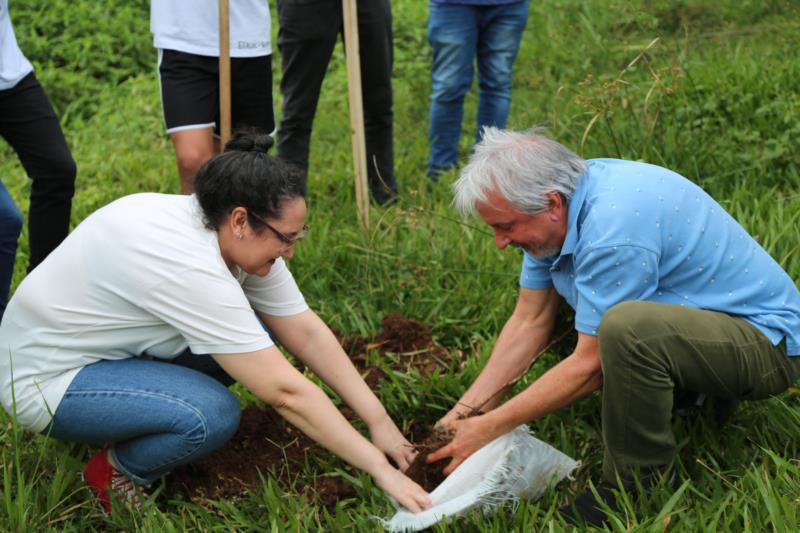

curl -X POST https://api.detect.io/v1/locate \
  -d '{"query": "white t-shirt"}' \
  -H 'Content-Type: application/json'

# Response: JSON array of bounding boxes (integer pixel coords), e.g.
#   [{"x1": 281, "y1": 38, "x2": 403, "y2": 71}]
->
[
  {"x1": 150, "y1": 0, "x2": 272, "y2": 58},
  {"x1": 0, "y1": 0, "x2": 33, "y2": 90},
  {"x1": 0, "y1": 193, "x2": 308, "y2": 432}
]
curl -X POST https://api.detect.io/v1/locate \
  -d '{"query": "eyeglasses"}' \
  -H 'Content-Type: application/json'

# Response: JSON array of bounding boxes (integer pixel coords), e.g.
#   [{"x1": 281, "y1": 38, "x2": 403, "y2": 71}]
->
[{"x1": 248, "y1": 211, "x2": 309, "y2": 249}]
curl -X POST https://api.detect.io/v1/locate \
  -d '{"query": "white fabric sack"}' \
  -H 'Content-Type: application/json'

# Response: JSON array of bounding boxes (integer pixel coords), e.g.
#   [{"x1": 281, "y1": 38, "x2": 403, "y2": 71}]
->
[{"x1": 383, "y1": 425, "x2": 579, "y2": 532}]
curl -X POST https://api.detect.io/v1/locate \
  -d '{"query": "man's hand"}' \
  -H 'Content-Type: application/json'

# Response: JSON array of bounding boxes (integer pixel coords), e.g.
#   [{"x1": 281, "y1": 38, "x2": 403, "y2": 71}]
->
[
  {"x1": 369, "y1": 416, "x2": 417, "y2": 472},
  {"x1": 435, "y1": 404, "x2": 475, "y2": 432},
  {"x1": 426, "y1": 414, "x2": 500, "y2": 476}
]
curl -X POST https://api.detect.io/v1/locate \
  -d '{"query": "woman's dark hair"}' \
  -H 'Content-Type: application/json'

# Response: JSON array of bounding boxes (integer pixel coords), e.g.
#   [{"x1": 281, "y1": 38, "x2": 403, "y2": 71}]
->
[{"x1": 194, "y1": 130, "x2": 306, "y2": 231}]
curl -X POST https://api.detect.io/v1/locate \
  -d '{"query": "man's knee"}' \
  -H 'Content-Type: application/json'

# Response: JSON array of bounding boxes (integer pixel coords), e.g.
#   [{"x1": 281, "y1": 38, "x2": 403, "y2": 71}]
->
[
  {"x1": 430, "y1": 43, "x2": 474, "y2": 101},
  {"x1": 598, "y1": 301, "x2": 666, "y2": 368},
  {"x1": 599, "y1": 301, "x2": 645, "y2": 339}
]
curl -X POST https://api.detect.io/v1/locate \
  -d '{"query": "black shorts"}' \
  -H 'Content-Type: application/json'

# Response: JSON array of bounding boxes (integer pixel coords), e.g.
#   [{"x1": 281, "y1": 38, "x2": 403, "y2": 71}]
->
[{"x1": 157, "y1": 49, "x2": 275, "y2": 136}]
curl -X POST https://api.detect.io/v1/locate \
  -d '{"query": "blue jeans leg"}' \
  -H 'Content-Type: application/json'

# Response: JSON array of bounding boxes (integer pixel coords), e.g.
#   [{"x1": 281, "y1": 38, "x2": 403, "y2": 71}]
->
[
  {"x1": 427, "y1": 3, "x2": 479, "y2": 176},
  {"x1": 0, "y1": 181, "x2": 23, "y2": 321},
  {"x1": 475, "y1": 1, "x2": 529, "y2": 141},
  {"x1": 46, "y1": 357, "x2": 241, "y2": 486}
]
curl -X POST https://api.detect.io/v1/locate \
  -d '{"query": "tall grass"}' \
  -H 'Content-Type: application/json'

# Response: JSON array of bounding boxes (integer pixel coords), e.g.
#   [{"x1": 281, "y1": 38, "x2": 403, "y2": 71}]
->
[{"x1": 1, "y1": 0, "x2": 799, "y2": 530}]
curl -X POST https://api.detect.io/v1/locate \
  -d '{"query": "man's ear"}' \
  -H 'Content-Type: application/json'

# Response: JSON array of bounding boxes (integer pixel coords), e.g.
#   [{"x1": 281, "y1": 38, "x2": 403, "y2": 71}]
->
[{"x1": 546, "y1": 192, "x2": 566, "y2": 221}]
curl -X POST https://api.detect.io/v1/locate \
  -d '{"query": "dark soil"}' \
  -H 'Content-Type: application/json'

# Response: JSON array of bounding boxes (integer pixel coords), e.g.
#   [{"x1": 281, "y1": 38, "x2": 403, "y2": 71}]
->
[
  {"x1": 165, "y1": 404, "x2": 355, "y2": 507},
  {"x1": 404, "y1": 427, "x2": 453, "y2": 492},
  {"x1": 338, "y1": 312, "x2": 452, "y2": 389},
  {"x1": 165, "y1": 313, "x2": 456, "y2": 507},
  {"x1": 404, "y1": 409, "x2": 483, "y2": 492}
]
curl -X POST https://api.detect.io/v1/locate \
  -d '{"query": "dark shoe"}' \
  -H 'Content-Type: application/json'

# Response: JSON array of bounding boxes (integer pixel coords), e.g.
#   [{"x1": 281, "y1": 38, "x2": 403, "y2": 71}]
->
[
  {"x1": 673, "y1": 389, "x2": 706, "y2": 417},
  {"x1": 673, "y1": 389, "x2": 740, "y2": 426},
  {"x1": 561, "y1": 468, "x2": 679, "y2": 527},
  {"x1": 371, "y1": 187, "x2": 398, "y2": 206},
  {"x1": 561, "y1": 481, "x2": 620, "y2": 527},
  {"x1": 712, "y1": 397, "x2": 740, "y2": 425}
]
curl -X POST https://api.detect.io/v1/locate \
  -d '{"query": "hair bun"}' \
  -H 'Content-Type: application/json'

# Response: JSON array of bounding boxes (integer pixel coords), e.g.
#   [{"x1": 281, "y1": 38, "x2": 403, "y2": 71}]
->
[{"x1": 224, "y1": 129, "x2": 274, "y2": 153}]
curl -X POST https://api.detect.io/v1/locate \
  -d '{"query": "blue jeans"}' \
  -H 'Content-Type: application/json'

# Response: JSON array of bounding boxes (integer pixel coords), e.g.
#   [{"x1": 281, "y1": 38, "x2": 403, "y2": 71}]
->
[
  {"x1": 427, "y1": 0, "x2": 529, "y2": 177},
  {"x1": 45, "y1": 353, "x2": 240, "y2": 486},
  {"x1": 0, "y1": 181, "x2": 23, "y2": 321}
]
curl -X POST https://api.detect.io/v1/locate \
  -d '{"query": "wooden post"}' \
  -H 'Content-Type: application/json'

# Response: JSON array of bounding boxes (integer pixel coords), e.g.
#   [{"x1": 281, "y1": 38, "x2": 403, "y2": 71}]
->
[
  {"x1": 342, "y1": 0, "x2": 370, "y2": 230},
  {"x1": 218, "y1": 0, "x2": 232, "y2": 148}
]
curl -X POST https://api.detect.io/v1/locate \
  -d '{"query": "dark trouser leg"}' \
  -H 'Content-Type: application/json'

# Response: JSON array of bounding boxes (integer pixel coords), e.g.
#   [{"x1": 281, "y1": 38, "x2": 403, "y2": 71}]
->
[
  {"x1": 0, "y1": 73, "x2": 76, "y2": 272},
  {"x1": 354, "y1": 0, "x2": 396, "y2": 203},
  {"x1": 275, "y1": 0, "x2": 340, "y2": 179},
  {"x1": 598, "y1": 301, "x2": 800, "y2": 484}
]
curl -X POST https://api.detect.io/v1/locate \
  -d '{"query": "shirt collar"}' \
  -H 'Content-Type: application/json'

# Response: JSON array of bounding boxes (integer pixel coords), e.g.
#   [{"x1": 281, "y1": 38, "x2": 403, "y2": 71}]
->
[{"x1": 555, "y1": 170, "x2": 590, "y2": 261}]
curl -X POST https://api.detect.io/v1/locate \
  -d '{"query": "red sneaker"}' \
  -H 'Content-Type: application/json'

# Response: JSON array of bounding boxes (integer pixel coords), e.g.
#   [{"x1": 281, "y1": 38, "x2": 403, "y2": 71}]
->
[{"x1": 82, "y1": 448, "x2": 140, "y2": 514}]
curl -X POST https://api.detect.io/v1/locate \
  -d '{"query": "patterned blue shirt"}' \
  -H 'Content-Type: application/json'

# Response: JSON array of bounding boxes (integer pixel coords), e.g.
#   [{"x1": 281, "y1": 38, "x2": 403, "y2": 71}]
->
[{"x1": 520, "y1": 159, "x2": 800, "y2": 356}]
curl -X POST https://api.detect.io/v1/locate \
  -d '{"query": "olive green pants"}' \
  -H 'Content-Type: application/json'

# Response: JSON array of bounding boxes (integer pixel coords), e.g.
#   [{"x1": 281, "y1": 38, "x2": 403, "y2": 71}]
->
[{"x1": 598, "y1": 301, "x2": 800, "y2": 483}]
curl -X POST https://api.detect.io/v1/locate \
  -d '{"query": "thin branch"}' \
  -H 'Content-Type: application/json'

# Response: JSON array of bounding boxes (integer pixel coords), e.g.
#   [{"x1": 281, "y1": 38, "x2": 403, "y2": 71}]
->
[{"x1": 454, "y1": 327, "x2": 576, "y2": 416}]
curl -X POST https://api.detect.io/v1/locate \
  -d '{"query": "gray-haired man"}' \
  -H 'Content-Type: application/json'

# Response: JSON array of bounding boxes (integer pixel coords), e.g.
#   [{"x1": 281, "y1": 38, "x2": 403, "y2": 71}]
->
[{"x1": 428, "y1": 127, "x2": 800, "y2": 525}]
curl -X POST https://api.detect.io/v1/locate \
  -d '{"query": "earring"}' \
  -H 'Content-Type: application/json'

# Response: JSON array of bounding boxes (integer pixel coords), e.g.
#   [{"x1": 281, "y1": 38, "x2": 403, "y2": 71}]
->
[{"x1": 236, "y1": 233, "x2": 243, "y2": 240}]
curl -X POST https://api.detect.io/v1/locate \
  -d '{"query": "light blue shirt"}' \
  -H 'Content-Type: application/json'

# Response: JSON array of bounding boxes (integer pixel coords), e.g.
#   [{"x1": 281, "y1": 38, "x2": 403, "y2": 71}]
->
[{"x1": 520, "y1": 159, "x2": 800, "y2": 356}]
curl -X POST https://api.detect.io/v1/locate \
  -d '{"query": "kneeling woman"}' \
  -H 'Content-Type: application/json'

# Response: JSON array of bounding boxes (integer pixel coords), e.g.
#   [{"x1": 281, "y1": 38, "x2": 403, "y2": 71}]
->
[{"x1": 0, "y1": 133, "x2": 430, "y2": 513}]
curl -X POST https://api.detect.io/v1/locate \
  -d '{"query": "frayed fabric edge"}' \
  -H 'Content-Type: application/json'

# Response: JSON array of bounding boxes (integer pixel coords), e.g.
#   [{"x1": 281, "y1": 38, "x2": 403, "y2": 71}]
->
[{"x1": 381, "y1": 425, "x2": 580, "y2": 532}]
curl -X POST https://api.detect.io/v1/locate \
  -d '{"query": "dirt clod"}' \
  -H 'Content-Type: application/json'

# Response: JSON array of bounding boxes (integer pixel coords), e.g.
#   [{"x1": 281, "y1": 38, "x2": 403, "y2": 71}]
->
[
  {"x1": 404, "y1": 410, "x2": 482, "y2": 492},
  {"x1": 404, "y1": 428, "x2": 453, "y2": 492}
]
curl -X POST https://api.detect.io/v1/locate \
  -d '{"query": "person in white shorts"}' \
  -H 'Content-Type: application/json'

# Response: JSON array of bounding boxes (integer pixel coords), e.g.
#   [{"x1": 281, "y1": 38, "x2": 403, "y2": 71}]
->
[
  {"x1": 0, "y1": 131, "x2": 431, "y2": 515},
  {"x1": 152, "y1": 0, "x2": 275, "y2": 193}
]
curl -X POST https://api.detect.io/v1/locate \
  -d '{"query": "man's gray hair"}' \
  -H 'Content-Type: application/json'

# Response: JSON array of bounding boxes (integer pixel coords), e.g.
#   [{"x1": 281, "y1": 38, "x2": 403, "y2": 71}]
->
[{"x1": 452, "y1": 127, "x2": 588, "y2": 217}]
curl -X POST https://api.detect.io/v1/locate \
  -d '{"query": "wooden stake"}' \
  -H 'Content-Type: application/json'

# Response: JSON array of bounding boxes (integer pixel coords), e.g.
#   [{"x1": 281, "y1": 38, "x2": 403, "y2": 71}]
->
[
  {"x1": 218, "y1": 0, "x2": 232, "y2": 148},
  {"x1": 342, "y1": 0, "x2": 370, "y2": 230}
]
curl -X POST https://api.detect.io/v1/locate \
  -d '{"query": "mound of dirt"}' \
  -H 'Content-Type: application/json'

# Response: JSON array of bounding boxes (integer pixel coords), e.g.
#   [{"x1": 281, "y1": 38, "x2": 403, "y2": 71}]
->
[
  {"x1": 165, "y1": 405, "x2": 355, "y2": 506},
  {"x1": 166, "y1": 313, "x2": 456, "y2": 507},
  {"x1": 339, "y1": 313, "x2": 453, "y2": 389}
]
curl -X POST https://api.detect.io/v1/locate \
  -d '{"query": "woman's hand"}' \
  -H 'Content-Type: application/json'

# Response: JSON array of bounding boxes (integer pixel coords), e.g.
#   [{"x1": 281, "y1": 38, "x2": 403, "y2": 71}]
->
[
  {"x1": 372, "y1": 462, "x2": 431, "y2": 513},
  {"x1": 369, "y1": 416, "x2": 417, "y2": 471}
]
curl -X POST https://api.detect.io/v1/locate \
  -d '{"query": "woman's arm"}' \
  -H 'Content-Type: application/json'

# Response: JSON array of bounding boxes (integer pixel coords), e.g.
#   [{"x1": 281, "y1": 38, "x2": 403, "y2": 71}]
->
[
  {"x1": 261, "y1": 310, "x2": 417, "y2": 470},
  {"x1": 213, "y1": 347, "x2": 430, "y2": 512}
]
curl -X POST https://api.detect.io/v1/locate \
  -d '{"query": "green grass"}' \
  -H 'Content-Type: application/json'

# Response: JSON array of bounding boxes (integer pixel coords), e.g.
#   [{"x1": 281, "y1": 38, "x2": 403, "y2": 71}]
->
[{"x1": 2, "y1": 0, "x2": 800, "y2": 530}]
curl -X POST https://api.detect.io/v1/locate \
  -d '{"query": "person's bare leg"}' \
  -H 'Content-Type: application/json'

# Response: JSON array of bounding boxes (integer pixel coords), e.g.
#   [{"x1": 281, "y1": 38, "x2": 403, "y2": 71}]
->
[{"x1": 170, "y1": 128, "x2": 218, "y2": 194}]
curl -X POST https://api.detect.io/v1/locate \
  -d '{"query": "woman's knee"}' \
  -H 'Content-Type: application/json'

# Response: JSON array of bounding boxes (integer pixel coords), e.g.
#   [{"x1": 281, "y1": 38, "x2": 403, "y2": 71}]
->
[{"x1": 198, "y1": 386, "x2": 241, "y2": 446}]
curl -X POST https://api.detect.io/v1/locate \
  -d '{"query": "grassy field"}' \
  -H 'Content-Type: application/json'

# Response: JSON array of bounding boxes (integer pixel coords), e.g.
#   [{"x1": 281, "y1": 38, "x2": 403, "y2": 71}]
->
[{"x1": 2, "y1": 0, "x2": 800, "y2": 531}]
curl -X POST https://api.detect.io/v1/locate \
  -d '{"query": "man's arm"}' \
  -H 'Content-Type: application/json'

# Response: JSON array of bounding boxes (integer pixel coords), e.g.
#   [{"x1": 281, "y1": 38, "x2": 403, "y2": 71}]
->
[
  {"x1": 429, "y1": 332, "x2": 602, "y2": 474},
  {"x1": 212, "y1": 346, "x2": 430, "y2": 512},
  {"x1": 260, "y1": 309, "x2": 417, "y2": 470},
  {"x1": 439, "y1": 287, "x2": 559, "y2": 426}
]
